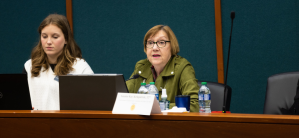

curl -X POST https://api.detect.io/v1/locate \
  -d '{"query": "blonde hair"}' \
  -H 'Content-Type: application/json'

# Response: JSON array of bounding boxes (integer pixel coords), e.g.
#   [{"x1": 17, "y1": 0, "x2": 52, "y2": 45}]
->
[
  {"x1": 30, "y1": 14, "x2": 82, "y2": 77},
  {"x1": 143, "y1": 25, "x2": 180, "y2": 56}
]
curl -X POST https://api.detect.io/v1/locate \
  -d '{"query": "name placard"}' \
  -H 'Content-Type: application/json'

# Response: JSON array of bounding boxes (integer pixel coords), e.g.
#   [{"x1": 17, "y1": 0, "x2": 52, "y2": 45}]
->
[{"x1": 112, "y1": 93, "x2": 161, "y2": 115}]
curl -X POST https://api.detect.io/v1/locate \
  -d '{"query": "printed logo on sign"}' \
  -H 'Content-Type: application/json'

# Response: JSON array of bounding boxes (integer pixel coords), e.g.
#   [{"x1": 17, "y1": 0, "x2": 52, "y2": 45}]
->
[
  {"x1": 0, "y1": 92, "x2": 3, "y2": 99},
  {"x1": 130, "y1": 104, "x2": 135, "y2": 111}
]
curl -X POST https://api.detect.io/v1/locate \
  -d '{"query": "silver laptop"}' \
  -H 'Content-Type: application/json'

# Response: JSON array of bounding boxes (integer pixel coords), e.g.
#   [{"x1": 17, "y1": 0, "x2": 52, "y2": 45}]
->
[{"x1": 59, "y1": 74, "x2": 128, "y2": 110}]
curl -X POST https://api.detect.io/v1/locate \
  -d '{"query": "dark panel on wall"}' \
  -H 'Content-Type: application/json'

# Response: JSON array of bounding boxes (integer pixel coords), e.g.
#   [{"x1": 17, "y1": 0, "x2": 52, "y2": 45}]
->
[
  {"x1": 0, "y1": 1, "x2": 66, "y2": 73},
  {"x1": 221, "y1": 1, "x2": 299, "y2": 113},
  {"x1": 72, "y1": 0, "x2": 218, "y2": 82}
]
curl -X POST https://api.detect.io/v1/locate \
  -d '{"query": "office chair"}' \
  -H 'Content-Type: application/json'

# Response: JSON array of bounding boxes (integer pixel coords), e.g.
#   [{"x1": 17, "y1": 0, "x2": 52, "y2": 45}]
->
[
  {"x1": 198, "y1": 81, "x2": 232, "y2": 111},
  {"x1": 264, "y1": 71, "x2": 299, "y2": 114}
]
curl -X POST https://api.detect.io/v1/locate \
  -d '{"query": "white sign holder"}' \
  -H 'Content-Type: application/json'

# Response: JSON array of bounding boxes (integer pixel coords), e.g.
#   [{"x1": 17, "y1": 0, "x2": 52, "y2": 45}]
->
[{"x1": 112, "y1": 93, "x2": 161, "y2": 115}]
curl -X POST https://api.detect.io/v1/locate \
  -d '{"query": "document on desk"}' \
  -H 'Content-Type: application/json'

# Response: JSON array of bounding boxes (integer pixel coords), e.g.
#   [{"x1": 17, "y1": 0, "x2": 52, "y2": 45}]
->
[{"x1": 112, "y1": 93, "x2": 161, "y2": 115}]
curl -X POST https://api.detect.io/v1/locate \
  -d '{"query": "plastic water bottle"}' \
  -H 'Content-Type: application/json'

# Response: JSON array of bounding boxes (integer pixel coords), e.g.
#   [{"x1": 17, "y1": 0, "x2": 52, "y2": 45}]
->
[
  {"x1": 137, "y1": 82, "x2": 148, "y2": 94},
  {"x1": 199, "y1": 82, "x2": 211, "y2": 113},
  {"x1": 148, "y1": 82, "x2": 159, "y2": 101},
  {"x1": 159, "y1": 89, "x2": 169, "y2": 111}
]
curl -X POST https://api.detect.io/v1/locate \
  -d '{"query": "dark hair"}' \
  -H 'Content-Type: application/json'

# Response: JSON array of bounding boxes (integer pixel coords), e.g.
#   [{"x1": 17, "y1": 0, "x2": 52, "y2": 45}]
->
[{"x1": 31, "y1": 14, "x2": 82, "y2": 77}]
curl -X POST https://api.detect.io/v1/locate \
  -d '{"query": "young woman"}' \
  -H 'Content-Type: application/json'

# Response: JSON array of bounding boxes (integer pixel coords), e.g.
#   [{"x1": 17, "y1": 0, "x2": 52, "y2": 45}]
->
[{"x1": 24, "y1": 14, "x2": 94, "y2": 110}]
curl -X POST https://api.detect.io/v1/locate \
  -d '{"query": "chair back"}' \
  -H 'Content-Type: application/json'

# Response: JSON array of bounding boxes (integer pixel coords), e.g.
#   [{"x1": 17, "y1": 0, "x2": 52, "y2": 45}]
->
[
  {"x1": 264, "y1": 71, "x2": 299, "y2": 114},
  {"x1": 198, "y1": 81, "x2": 232, "y2": 111}
]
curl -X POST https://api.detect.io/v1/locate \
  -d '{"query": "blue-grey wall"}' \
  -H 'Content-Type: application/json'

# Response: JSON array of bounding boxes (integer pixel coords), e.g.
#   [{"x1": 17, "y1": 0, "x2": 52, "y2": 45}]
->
[
  {"x1": 221, "y1": 1, "x2": 299, "y2": 113},
  {"x1": 72, "y1": 0, "x2": 218, "y2": 83},
  {"x1": 0, "y1": 1, "x2": 66, "y2": 73},
  {"x1": 1, "y1": 0, "x2": 299, "y2": 114}
]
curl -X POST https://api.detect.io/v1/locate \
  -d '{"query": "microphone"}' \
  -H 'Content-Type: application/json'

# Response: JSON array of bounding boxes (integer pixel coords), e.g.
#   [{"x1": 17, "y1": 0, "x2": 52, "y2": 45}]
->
[
  {"x1": 223, "y1": 11, "x2": 235, "y2": 113},
  {"x1": 126, "y1": 74, "x2": 140, "y2": 81},
  {"x1": 231, "y1": 11, "x2": 235, "y2": 19}
]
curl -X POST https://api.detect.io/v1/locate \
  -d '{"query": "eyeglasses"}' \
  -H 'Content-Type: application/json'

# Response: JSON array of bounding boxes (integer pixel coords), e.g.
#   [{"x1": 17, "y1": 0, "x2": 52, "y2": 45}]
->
[{"x1": 146, "y1": 40, "x2": 170, "y2": 48}]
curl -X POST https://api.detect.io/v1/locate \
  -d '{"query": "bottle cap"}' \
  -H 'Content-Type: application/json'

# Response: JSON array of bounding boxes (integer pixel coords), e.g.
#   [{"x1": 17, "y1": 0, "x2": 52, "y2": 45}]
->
[
  {"x1": 161, "y1": 89, "x2": 167, "y2": 98},
  {"x1": 141, "y1": 82, "x2": 146, "y2": 85},
  {"x1": 201, "y1": 82, "x2": 207, "y2": 85},
  {"x1": 150, "y1": 82, "x2": 155, "y2": 85}
]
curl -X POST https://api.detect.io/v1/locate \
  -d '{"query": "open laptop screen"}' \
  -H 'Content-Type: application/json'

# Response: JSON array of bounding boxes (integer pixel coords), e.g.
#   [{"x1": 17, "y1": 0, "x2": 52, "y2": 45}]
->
[
  {"x1": 0, "y1": 74, "x2": 32, "y2": 110},
  {"x1": 59, "y1": 74, "x2": 128, "y2": 110}
]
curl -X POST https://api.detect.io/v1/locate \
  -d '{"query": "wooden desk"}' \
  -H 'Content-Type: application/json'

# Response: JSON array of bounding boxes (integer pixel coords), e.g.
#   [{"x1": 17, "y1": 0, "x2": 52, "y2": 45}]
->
[{"x1": 0, "y1": 110, "x2": 298, "y2": 137}]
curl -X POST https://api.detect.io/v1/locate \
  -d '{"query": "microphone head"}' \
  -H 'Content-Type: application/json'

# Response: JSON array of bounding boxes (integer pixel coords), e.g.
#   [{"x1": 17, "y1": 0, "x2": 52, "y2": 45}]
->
[
  {"x1": 133, "y1": 74, "x2": 140, "y2": 79},
  {"x1": 231, "y1": 11, "x2": 235, "y2": 19}
]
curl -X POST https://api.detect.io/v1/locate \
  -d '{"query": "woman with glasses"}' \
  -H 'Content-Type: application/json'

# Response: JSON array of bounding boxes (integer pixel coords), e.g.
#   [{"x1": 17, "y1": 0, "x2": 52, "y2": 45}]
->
[
  {"x1": 126, "y1": 25, "x2": 199, "y2": 112},
  {"x1": 23, "y1": 14, "x2": 94, "y2": 110}
]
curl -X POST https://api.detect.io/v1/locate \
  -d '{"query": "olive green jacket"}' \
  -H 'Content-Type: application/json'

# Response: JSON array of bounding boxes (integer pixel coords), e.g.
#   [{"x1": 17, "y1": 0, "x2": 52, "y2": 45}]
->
[{"x1": 126, "y1": 55, "x2": 199, "y2": 112}]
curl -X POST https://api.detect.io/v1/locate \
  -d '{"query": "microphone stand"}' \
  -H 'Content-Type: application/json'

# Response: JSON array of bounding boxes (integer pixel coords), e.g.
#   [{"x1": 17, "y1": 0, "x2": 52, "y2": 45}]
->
[{"x1": 223, "y1": 11, "x2": 235, "y2": 113}]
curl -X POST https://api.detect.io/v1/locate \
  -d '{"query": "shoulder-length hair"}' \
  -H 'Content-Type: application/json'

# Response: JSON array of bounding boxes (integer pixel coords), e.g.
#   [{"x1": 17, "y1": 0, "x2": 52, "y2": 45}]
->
[
  {"x1": 31, "y1": 14, "x2": 82, "y2": 77},
  {"x1": 143, "y1": 25, "x2": 180, "y2": 56}
]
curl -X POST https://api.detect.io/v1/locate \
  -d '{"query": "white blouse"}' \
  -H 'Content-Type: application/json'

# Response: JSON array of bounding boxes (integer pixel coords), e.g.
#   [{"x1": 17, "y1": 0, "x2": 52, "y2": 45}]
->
[{"x1": 24, "y1": 58, "x2": 94, "y2": 110}]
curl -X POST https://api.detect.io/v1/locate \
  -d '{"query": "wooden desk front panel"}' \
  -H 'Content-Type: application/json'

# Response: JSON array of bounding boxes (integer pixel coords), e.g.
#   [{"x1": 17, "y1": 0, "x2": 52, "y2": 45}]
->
[
  {"x1": 0, "y1": 118, "x2": 50, "y2": 137},
  {"x1": 51, "y1": 119, "x2": 299, "y2": 138},
  {"x1": 0, "y1": 116, "x2": 298, "y2": 138}
]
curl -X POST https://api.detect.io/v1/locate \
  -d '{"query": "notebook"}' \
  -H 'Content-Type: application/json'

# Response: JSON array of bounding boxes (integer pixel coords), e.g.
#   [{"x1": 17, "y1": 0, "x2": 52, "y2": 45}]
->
[
  {"x1": 0, "y1": 74, "x2": 32, "y2": 110},
  {"x1": 59, "y1": 74, "x2": 128, "y2": 110}
]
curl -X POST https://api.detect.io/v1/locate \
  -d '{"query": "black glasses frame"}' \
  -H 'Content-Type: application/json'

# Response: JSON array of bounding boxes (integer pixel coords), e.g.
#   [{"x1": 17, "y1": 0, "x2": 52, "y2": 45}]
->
[{"x1": 146, "y1": 41, "x2": 170, "y2": 48}]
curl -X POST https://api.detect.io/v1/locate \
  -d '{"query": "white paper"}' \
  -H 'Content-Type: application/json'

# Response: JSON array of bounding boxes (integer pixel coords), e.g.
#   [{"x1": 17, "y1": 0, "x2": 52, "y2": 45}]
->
[{"x1": 161, "y1": 106, "x2": 188, "y2": 113}]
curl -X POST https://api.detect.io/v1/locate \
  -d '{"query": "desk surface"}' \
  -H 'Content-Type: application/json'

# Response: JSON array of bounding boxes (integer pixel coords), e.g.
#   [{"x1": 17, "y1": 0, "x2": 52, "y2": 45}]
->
[
  {"x1": 0, "y1": 110, "x2": 299, "y2": 137},
  {"x1": 1, "y1": 110, "x2": 299, "y2": 124}
]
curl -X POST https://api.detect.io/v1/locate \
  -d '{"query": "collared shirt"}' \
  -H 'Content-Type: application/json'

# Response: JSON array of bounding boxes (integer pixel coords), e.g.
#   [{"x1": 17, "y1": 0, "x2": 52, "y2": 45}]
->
[{"x1": 150, "y1": 65, "x2": 157, "y2": 82}]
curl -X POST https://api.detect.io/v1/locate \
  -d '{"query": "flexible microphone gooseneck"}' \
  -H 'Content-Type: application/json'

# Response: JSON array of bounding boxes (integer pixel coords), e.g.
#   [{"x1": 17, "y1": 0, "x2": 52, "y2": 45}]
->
[
  {"x1": 126, "y1": 74, "x2": 140, "y2": 81},
  {"x1": 223, "y1": 11, "x2": 235, "y2": 113}
]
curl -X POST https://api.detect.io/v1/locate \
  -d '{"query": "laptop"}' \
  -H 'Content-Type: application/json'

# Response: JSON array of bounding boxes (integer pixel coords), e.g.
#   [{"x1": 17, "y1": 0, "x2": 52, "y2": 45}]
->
[
  {"x1": 59, "y1": 74, "x2": 128, "y2": 110},
  {"x1": 0, "y1": 74, "x2": 32, "y2": 110}
]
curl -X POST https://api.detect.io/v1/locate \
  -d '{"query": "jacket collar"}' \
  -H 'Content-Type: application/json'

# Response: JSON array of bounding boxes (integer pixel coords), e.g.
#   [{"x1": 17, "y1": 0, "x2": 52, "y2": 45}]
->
[
  {"x1": 138, "y1": 60, "x2": 152, "y2": 79},
  {"x1": 159, "y1": 56, "x2": 175, "y2": 77},
  {"x1": 138, "y1": 56, "x2": 176, "y2": 79}
]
